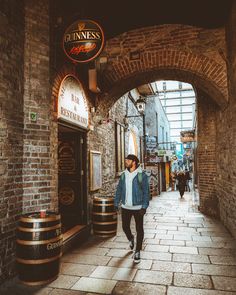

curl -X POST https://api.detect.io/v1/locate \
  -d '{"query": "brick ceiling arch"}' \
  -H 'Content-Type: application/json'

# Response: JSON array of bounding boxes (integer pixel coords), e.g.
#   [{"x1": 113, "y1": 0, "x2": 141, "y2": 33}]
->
[{"x1": 97, "y1": 25, "x2": 228, "y2": 113}]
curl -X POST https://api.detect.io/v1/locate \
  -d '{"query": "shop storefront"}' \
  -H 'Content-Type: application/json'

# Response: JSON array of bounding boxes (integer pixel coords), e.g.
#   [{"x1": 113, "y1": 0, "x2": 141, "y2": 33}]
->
[{"x1": 57, "y1": 74, "x2": 90, "y2": 248}]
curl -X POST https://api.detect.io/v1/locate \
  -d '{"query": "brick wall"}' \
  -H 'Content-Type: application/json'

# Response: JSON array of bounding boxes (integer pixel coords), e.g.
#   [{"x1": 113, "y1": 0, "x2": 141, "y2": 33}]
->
[
  {"x1": 197, "y1": 91, "x2": 218, "y2": 217},
  {"x1": 23, "y1": 0, "x2": 56, "y2": 213},
  {"x1": 88, "y1": 93, "x2": 143, "y2": 202},
  {"x1": 216, "y1": 2, "x2": 236, "y2": 237},
  {"x1": 0, "y1": 0, "x2": 25, "y2": 284},
  {"x1": 216, "y1": 103, "x2": 236, "y2": 237}
]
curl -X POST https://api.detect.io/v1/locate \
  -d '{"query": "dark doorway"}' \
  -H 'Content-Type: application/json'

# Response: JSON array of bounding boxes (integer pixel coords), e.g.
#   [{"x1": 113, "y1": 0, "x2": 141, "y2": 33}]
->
[
  {"x1": 58, "y1": 124, "x2": 87, "y2": 233},
  {"x1": 160, "y1": 162, "x2": 167, "y2": 192}
]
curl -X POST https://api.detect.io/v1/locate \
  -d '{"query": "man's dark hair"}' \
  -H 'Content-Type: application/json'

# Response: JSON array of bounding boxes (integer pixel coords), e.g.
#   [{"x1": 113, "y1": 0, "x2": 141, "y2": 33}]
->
[{"x1": 125, "y1": 154, "x2": 139, "y2": 166}]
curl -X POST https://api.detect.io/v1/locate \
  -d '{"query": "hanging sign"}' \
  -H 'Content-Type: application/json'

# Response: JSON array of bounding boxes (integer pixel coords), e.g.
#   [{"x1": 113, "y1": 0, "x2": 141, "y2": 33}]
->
[
  {"x1": 63, "y1": 19, "x2": 105, "y2": 63},
  {"x1": 58, "y1": 75, "x2": 89, "y2": 128}
]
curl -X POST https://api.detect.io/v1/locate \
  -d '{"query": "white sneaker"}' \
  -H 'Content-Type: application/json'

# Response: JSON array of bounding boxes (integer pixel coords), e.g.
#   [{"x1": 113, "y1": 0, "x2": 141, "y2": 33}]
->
[{"x1": 133, "y1": 251, "x2": 141, "y2": 263}]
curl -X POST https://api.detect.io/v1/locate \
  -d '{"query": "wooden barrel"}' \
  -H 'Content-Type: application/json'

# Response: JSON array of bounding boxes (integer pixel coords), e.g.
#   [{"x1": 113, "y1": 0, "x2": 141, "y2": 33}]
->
[
  {"x1": 16, "y1": 211, "x2": 62, "y2": 285},
  {"x1": 92, "y1": 197, "x2": 117, "y2": 237}
]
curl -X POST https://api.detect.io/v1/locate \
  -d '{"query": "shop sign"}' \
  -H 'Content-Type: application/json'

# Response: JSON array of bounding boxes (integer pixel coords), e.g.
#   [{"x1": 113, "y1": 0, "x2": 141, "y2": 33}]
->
[
  {"x1": 58, "y1": 75, "x2": 89, "y2": 128},
  {"x1": 158, "y1": 150, "x2": 166, "y2": 156},
  {"x1": 180, "y1": 130, "x2": 195, "y2": 142},
  {"x1": 63, "y1": 19, "x2": 105, "y2": 63}
]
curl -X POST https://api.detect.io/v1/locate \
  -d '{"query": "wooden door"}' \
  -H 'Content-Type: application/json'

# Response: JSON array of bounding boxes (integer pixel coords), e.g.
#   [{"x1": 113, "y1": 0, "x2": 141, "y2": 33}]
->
[{"x1": 58, "y1": 129, "x2": 86, "y2": 232}]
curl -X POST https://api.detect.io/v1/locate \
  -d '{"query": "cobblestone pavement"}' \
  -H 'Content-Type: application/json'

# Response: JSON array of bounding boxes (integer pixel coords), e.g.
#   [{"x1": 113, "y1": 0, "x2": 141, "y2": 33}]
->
[{"x1": 1, "y1": 191, "x2": 236, "y2": 294}]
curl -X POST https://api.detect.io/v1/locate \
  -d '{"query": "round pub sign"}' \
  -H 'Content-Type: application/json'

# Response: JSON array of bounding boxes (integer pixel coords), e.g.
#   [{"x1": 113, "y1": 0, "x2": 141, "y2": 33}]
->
[{"x1": 63, "y1": 19, "x2": 105, "y2": 63}]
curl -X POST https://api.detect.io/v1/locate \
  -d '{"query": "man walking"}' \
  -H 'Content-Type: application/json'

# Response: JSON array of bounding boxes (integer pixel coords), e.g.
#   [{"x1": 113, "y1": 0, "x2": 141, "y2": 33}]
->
[{"x1": 114, "y1": 154, "x2": 150, "y2": 263}]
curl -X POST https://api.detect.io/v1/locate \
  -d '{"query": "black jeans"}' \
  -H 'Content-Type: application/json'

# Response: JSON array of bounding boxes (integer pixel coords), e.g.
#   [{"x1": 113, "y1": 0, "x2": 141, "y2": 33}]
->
[{"x1": 121, "y1": 207, "x2": 144, "y2": 252}]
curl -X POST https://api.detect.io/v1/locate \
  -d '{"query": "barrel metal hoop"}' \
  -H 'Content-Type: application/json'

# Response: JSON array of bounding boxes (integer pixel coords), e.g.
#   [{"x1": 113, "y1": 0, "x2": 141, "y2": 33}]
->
[
  {"x1": 92, "y1": 212, "x2": 116, "y2": 216},
  {"x1": 94, "y1": 230, "x2": 117, "y2": 234},
  {"x1": 20, "y1": 215, "x2": 61, "y2": 223},
  {"x1": 92, "y1": 204, "x2": 114, "y2": 207},
  {"x1": 16, "y1": 236, "x2": 63, "y2": 246},
  {"x1": 93, "y1": 221, "x2": 117, "y2": 225},
  {"x1": 16, "y1": 253, "x2": 62, "y2": 265},
  {"x1": 19, "y1": 275, "x2": 59, "y2": 286},
  {"x1": 93, "y1": 197, "x2": 114, "y2": 201},
  {"x1": 17, "y1": 224, "x2": 61, "y2": 232}
]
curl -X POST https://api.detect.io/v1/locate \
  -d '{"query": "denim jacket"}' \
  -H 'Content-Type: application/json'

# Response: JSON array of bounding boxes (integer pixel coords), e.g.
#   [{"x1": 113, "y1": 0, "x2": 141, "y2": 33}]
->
[{"x1": 114, "y1": 171, "x2": 150, "y2": 209}]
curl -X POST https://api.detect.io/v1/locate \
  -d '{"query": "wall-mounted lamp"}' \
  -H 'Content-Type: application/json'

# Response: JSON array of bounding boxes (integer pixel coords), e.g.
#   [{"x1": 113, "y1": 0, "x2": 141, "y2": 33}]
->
[
  {"x1": 90, "y1": 107, "x2": 96, "y2": 113},
  {"x1": 136, "y1": 96, "x2": 146, "y2": 114}
]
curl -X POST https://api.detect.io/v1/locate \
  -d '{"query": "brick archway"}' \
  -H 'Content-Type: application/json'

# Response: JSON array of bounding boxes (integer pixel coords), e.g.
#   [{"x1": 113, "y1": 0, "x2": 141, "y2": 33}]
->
[
  {"x1": 97, "y1": 25, "x2": 228, "y2": 113},
  {"x1": 94, "y1": 25, "x2": 228, "y2": 218}
]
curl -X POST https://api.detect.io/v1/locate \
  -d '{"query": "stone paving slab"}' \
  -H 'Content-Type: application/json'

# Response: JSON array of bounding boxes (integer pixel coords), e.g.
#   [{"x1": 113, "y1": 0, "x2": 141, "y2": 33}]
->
[
  {"x1": 188, "y1": 223, "x2": 204, "y2": 228},
  {"x1": 170, "y1": 245, "x2": 198, "y2": 254},
  {"x1": 168, "y1": 286, "x2": 236, "y2": 295},
  {"x1": 199, "y1": 247, "x2": 236, "y2": 256},
  {"x1": 212, "y1": 276, "x2": 236, "y2": 292},
  {"x1": 209, "y1": 255, "x2": 236, "y2": 265},
  {"x1": 200, "y1": 231, "x2": 233, "y2": 238},
  {"x1": 192, "y1": 235, "x2": 212, "y2": 241},
  {"x1": 61, "y1": 254, "x2": 111, "y2": 266},
  {"x1": 144, "y1": 238, "x2": 160, "y2": 244},
  {"x1": 177, "y1": 227, "x2": 197, "y2": 232},
  {"x1": 156, "y1": 225, "x2": 178, "y2": 230},
  {"x1": 192, "y1": 263, "x2": 236, "y2": 276},
  {"x1": 160, "y1": 239, "x2": 185, "y2": 246},
  {"x1": 145, "y1": 244, "x2": 170, "y2": 252},
  {"x1": 173, "y1": 234, "x2": 196, "y2": 240},
  {"x1": 186, "y1": 241, "x2": 231, "y2": 248},
  {"x1": 90, "y1": 266, "x2": 119, "y2": 279},
  {"x1": 100, "y1": 241, "x2": 129, "y2": 249},
  {"x1": 152, "y1": 261, "x2": 191, "y2": 273},
  {"x1": 145, "y1": 228, "x2": 167, "y2": 234},
  {"x1": 71, "y1": 277, "x2": 117, "y2": 294},
  {"x1": 173, "y1": 253, "x2": 210, "y2": 264},
  {"x1": 134, "y1": 269, "x2": 173, "y2": 285},
  {"x1": 72, "y1": 247, "x2": 110, "y2": 256},
  {"x1": 107, "y1": 257, "x2": 152, "y2": 269},
  {"x1": 61, "y1": 263, "x2": 97, "y2": 276},
  {"x1": 113, "y1": 281, "x2": 166, "y2": 295},
  {"x1": 153, "y1": 234, "x2": 174, "y2": 240},
  {"x1": 112, "y1": 267, "x2": 137, "y2": 281},
  {"x1": 106, "y1": 249, "x2": 134, "y2": 258},
  {"x1": 212, "y1": 237, "x2": 236, "y2": 242},
  {"x1": 50, "y1": 289, "x2": 88, "y2": 294},
  {"x1": 174, "y1": 273, "x2": 212, "y2": 289},
  {"x1": 141, "y1": 251, "x2": 172, "y2": 261},
  {"x1": 48, "y1": 275, "x2": 80, "y2": 289}
]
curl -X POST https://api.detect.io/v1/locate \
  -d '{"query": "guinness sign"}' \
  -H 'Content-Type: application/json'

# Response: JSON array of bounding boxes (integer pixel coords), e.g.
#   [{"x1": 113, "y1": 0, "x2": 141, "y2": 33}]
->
[{"x1": 63, "y1": 19, "x2": 105, "y2": 63}]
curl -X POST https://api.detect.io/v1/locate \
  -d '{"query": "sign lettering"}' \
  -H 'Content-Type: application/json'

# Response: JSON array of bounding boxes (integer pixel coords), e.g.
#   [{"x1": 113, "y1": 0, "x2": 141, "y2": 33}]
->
[
  {"x1": 58, "y1": 75, "x2": 89, "y2": 128},
  {"x1": 63, "y1": 20, "x2": 104, "y2": 63}
]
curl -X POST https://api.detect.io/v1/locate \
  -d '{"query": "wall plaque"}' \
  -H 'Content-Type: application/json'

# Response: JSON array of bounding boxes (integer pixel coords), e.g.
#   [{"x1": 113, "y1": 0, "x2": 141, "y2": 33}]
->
[
  {"x1": 59, "y1": 186, "x2": 75, "y2": 206},
  {"x1": 58, "y1": 141, "x2": 76, "y2": 174},
  {"x1": 58, "y1": 75, "x2": 89, "y2": 128},
  {"x1": 63, "y1": 19, "x2": 105, "y2": 63}
]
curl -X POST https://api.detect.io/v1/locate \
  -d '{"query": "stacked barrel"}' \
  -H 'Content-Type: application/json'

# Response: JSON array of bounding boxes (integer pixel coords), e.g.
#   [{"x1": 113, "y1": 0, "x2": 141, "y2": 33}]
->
[
  {"x1": 92, "y1": 197, "x2": 117, "y2": 237},
  {"x1": 16, "y1": 212, "x2": 62, "y2": 285}
]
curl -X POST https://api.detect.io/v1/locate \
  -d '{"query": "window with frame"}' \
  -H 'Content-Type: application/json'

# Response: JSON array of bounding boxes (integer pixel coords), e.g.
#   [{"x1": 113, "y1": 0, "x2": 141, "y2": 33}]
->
[{"x1": 115, "y1": 121, "x2": 125, "y2": 172}]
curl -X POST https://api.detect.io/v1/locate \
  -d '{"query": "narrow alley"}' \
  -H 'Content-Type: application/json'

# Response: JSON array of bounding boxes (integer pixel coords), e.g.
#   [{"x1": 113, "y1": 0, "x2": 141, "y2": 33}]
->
[{"x1": 1, "y1": 191, "x2": 236, "y2": 295}]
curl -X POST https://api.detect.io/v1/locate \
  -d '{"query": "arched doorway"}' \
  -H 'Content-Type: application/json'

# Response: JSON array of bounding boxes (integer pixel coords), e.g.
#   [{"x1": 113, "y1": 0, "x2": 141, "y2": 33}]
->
[
  {"x1": 128, "y1": 129, "x2": 138, "y2": 156},
  {"x1": 94, "y1": 24, "x2": 228, "y2": 217}
]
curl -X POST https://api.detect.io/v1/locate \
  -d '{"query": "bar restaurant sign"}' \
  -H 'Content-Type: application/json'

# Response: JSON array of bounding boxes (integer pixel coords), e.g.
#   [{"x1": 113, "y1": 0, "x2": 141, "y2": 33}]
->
[
  {"x1": 63, "y1": 19, "x2": 104, "y2": 63},
  {"x1": 58, "y1": 75, "x2": 89, "y2": 129}
]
